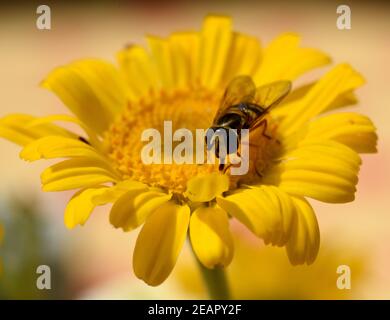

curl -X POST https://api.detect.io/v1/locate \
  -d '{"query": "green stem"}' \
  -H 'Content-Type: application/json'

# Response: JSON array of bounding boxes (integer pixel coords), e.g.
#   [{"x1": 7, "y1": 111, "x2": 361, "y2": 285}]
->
[{"x1": 190, "y1": 242, "x2": 230, "y2": 300}]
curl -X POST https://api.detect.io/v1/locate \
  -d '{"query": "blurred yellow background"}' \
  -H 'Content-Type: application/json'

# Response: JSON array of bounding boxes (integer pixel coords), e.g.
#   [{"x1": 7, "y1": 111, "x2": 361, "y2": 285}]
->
[{"x1": 0, "y1": 1, "x2": 389, "y2": 299}]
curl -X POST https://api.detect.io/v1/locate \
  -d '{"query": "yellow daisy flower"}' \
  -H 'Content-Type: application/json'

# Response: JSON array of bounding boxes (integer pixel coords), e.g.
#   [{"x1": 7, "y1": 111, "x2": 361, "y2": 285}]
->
[{"x1": 0, "y1": 15, "x2": 377, "y2": 288}]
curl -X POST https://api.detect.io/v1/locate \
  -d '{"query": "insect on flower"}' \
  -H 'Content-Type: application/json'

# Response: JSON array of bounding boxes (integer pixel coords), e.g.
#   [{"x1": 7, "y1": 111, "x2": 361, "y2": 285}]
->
[{"x1": 207, "y1": 75, "x2": 291, "y2": 172}]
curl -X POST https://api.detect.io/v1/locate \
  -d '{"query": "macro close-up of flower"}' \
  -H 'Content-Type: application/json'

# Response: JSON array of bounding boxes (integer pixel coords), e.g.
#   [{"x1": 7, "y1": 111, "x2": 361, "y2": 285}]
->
[{"x1": 0, "y1": 13, "x2": 378, "y2": 296}]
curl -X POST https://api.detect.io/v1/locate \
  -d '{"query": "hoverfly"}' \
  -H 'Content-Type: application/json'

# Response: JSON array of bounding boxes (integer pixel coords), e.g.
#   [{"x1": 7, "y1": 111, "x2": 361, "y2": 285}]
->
[{"x1": 207, "y1": 75, "x2": 292, "y2": 171}]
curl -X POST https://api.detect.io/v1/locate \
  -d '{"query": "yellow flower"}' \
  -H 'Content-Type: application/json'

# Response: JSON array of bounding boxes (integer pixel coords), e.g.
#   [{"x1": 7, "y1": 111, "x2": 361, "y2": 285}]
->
[{"x1": 0, "y1": 15, "x2": 377, "y2": 286}]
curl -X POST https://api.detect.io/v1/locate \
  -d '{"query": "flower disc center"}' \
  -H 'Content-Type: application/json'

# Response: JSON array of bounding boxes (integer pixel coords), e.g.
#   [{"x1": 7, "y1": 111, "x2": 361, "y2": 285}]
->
[{"x1": 105, "y1": 88, "x2": 279, "y2": 194}]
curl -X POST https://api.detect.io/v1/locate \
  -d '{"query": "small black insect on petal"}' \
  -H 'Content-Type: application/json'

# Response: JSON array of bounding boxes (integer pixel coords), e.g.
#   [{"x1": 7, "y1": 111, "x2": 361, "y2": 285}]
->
[{"x1": 78, "y1": 136, "x2": 90, "y2": 145}]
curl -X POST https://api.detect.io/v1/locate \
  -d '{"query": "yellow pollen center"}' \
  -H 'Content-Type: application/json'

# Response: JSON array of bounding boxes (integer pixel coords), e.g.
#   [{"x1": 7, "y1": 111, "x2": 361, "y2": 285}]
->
[{"x1": 105, "y1": 88, "x2": 279, "y2": 194}]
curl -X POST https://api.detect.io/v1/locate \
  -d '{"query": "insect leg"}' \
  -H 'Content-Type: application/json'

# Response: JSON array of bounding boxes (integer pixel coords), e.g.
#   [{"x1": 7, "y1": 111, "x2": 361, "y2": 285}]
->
[
  {"x1": 223, "y1": 164, "x2": 232, "y2": 174},
  {"x1": 252, "y1": 119, "x2": 271, "y2": 140},
  {"x1": 255, "y1": 164, "x2": 264, "y2": 177},
  {"x1": 219, "y1": 155, "x2": 227, "y2": 171}
]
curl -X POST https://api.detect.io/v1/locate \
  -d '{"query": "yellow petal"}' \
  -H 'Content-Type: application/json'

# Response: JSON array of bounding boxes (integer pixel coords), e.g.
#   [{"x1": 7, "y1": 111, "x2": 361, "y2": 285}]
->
[
  {"x1": 169, "y1": 34, "x2": 188, "y2": 89},
  {"x1": 222, "y1": 32, "x2": 262, "y2": 83},
  {"x1": 286, "y1": 197, "x2": 320, "y2": 265},
  {"x1": 41, "y1": 59, "x2": 128, "y2": 134},
  {"x1": 273, "y1": 84, "x2": 357, "y2": 119},
  {"x1": 26, "y1": 114, "x2": 101, "y2": 149},
  {"x1": 169, "y1": 32, "x2": 199, "y2": 87},
  {"x1": 190, "y1": 205, "x2": 234, "y2": 269},
  {"x1": 292, "y1": 139, "x2": 362, "y2": 168},
  {"x1": 117, "y1": 45, "x2": 158, "y2": 100},
  {"x1": 65, "y1": 180, "x2": 148, "y2": 229},
  {"x1": 260, "y1": 186, "x2": 296, "y2": 245},
  {"x1": 110, "y1": 188, "x2": 172, "y2": 232},
  {"x1": 217, "y1": 185, "x2": 295, "y2": 246},
  {"x1": 253, "y1": 33, "x2": 330, "y2": 85},
  {"x1": 185, "y1": 172, "x2": 229, "y2": 202},
  {"x1": 279, "y1": 64, "x2": 365, "y2": 135},
  {"x1": 264, "y1": 140, "x2": 361, "y2": 203},
  {"x1": 174, "y1": 32, "x2": 200, "y2": 83},
  {"x1": 92, "y1": 180, "x2": 148, "y2": 205},
  {"x1": 41, "y1": 158, "x2": 118, "y2": 192},
  {"x1": 305, "y1": 113, "x2": 378, "y2": 153},
  {"x1": 133, "y1": 202, "x2": 190, "y2": 286},
  {"x1": 20, "y1": 136, "x2": 106, "y2": 163},
  {"x1": 0, "y1": 114, "x2": 76, "y2": 146},
  {"x1": 64, "y1": 187, "x2": 109, "y2": 229},
  {"x1": 217, "y1": 189, "x2": 275, "y2": 242},
  {"x1": 326, "y1": 91, "x2": 358, "y2": 112},
  {"x1": 147, "y1": 36, "x2": 175, "y2": 89},
  {"x1": 198, "y1": 15, "x2": 232, "y2": 88}
]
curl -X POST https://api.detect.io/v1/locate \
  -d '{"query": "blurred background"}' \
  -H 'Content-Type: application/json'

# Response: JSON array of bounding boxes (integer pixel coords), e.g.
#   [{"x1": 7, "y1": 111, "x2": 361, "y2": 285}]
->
[{"x1": 0, "y1": 0, "x2": 389, "y2": 299}]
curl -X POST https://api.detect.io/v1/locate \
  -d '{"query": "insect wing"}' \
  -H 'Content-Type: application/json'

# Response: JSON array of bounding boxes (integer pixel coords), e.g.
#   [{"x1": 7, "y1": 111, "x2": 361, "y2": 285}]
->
[
  {"x1": 213, "y1": 75, "x2": 256, "y2": 122},
  {"x1": 254, "y1": 80, "x2": 292, "y2": 111}
]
